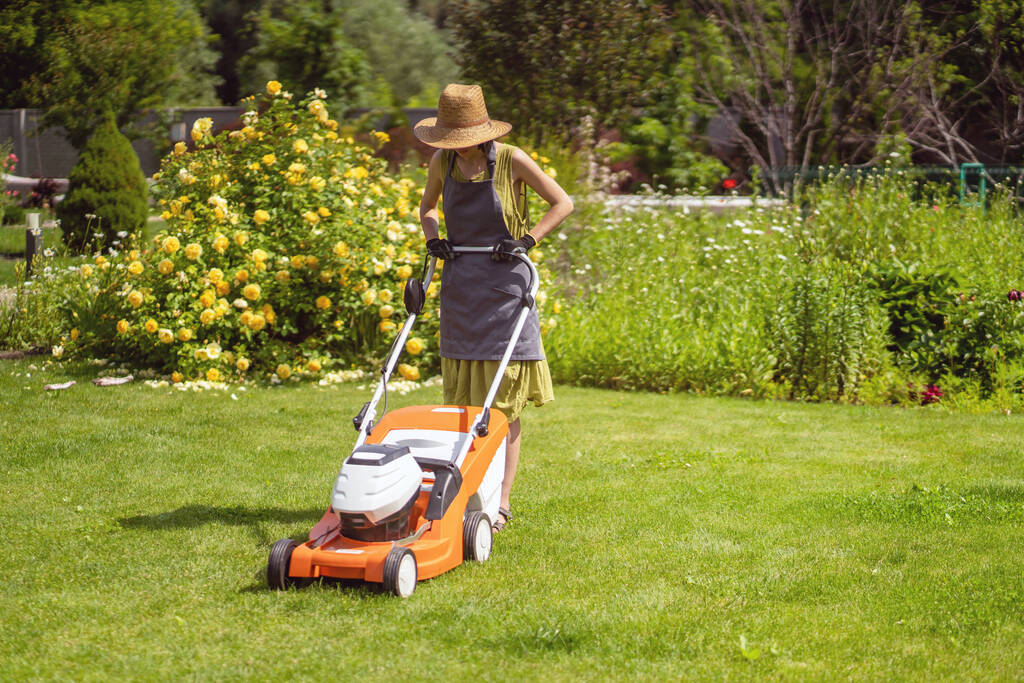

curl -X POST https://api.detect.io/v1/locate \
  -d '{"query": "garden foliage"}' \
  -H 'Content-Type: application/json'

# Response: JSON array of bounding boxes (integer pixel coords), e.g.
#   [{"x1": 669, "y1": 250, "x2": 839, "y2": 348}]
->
[
  {"x1": 547, "y1": 173, "x2": 1024, "y2": 407},
  {"x1": 57, "y1": 113, "x2": 149, "y2": 250},
  {"x1": 58, "y1": 84, "x2": 436, "y2": 382}
]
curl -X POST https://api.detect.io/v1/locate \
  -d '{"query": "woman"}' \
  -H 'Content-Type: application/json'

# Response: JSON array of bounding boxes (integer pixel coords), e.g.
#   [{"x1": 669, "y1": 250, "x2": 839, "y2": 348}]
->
[{"x1": 414, "y1": 83, "x2": 573, "y2": 532}]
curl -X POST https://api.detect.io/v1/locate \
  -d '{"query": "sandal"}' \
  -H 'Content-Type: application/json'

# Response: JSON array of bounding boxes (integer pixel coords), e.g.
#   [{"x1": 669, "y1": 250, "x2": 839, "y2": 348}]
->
[{"x1": 492, "y1": 506, "x2": 512, "y2": 532}]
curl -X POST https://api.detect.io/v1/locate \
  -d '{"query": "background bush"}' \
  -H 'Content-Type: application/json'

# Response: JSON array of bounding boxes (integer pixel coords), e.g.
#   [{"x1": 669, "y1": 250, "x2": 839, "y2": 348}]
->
[{"x1": 56, "y1": 112, "x2": 148, "y2": 251}]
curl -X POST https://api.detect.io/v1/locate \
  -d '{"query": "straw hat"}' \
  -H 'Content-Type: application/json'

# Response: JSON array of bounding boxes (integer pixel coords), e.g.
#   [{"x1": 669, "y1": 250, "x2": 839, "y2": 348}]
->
[{"x1": 413, "y1": 84, "x2": 512, "y2": 149}]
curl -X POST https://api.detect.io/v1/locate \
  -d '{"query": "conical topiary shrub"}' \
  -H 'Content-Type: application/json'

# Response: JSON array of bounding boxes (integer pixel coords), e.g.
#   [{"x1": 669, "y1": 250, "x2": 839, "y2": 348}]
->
[{"x1": 58, "y1": 112, "x2": 148, "y2": 251}]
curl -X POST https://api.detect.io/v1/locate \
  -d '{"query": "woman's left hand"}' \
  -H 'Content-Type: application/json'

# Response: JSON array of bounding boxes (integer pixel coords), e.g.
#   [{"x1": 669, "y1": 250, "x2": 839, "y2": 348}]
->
[{"x1": 491, "y1": 234, "x2": 537, "y2": 261}]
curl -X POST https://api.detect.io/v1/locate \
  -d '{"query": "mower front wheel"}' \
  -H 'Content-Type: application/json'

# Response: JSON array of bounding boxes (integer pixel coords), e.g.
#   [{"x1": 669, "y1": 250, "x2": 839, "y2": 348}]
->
[
  {"x1": 463, "y1": 511, "x2": 492, "y2": 562},
  {"x1": 267, "y1": 538, "x2": 300, "y2": 590},
  {"x1": 383, "y1": 547, "x2": 417, "y2": 597}
]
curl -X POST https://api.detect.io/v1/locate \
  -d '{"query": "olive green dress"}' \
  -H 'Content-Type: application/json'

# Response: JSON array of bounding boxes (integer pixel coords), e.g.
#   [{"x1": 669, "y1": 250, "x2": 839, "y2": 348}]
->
[{"x1": 440, "y1": 143, "x2": 554, "y2": 422}]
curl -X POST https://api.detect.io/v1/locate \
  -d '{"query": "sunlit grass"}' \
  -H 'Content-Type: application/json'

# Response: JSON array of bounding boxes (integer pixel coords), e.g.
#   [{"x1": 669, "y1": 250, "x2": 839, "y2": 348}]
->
[{"x1": 3, "y1": 359, "x2": 1023, "y2": 679}]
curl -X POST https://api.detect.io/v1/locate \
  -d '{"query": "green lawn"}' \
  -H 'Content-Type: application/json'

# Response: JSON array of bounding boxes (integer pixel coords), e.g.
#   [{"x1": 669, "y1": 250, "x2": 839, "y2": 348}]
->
[
  {"x1": 2, "y1": 360, "x2": 1023, "y2": 679},
  {"x1": 0, "y1": 225, "x2": 63, "y2": 255}
]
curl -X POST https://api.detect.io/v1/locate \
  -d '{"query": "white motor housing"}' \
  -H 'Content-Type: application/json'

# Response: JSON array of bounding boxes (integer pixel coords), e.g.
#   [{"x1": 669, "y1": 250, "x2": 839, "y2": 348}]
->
[{"x1": 332, "y1": 444, "x2": 422, "y2": 524}]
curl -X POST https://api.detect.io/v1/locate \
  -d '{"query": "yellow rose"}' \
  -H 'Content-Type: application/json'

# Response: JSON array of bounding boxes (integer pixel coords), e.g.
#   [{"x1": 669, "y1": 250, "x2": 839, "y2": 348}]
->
[
  {"x1": 307, "y1": 358, "x2": 322, "y2": 372},
  {"x1": 252, "y1": 248, "x2": 268, "y2": 263},
  {"x1": 397, "y1": 265, "x2": 413, "y2": 279},
  {"x1": 200, "y1": 308, "x2": 216, "y2": 325},
  {"x1": 379, "y1": 289, "x2": 393, "y2": 304},
  {"x1": 397, "y1": 363, "x2": 420, "y2": 381},
  {"x1": 234, "y1": 231, "x2": 248, "y2": 247},
  {"x1": 290, "y1": 254, "x2": 306, "y2": 269},
  {"x1": 236, "y1": 357, "x2": 250, "y2": 372},
  {"x1": 213, "y1": 235, "x2": 229, "y2": 254},
  {"x1": 70, "y1": 328, "x2": 80, "y2": 341},
  {"x1": 303, "y1": 210, "x2": 320, "y2": 225},
  {"x1": 158, "y1": 328, "x2": 174, "y2": 344},
  {"x1": 316, "y1": 295, "x2": 331, "y2": 310},
  {"x1": 309, "y1": 176, "x2": 326, "y2": 192},
  {"x1": 206, "y1": 368, "x2": 222, "y2": 382},
  {"x1": 171, "y1": 371, "x2": 184, "y2": 383},
  {"x1": 248, "y1": 314, "x2": 266, "y2": 331},
  {"x1": 184, "y1": 243, "x2": 202, "y2": 260},
  {"x1": 293, "y1": 138, "x2": 308, "y2": 154},
  {"x1": 379, "y1": 320, "x2": 396, "y2": 333},
  {"x1": 94, "y1": 255, "x2": 108, "y2": 267},
  {"x1": 208, "y1": 268, "x2": 224, "y2": 283},
  {"x1": 235, "y1": 269, "x2": 250, "y2": 283},
  {"x1": 243, "y1": 283, "x2": 261, "y2": 300},
  {"x1": 145, "y1": 319, "x2": 158, "y2": 333},
  {"x1": 378, "y1": 304, "x2": 395, "y2": 319},
  {"x1": 275, "y1": 270, "x2": 290, "y2": 282},
  {"x1": 80, "y1": 264, "x2": 93, "y2": 278},
  {"x1": 405, "y1": 337, "x2": 425, "y2": 355},
  {"x1": 317, "y1": 206, "x2": 331, "y2": 217},
  {"x1": 127, "y1": 290, "x2": 144, "y2": 308},
  {"x1": 239, "y1": 310, "x2": 254, "y2": 326},
  {"x1": 305, "y1": 255, "x2": 319, "y2": 269},
  {"x1": 253, "y1": 209, "x2": 270, "y2": 225},
  {"x1": 116, "y1": 319, "x2": 130, "y2": 335},
  {"x1": 276, "y1": 363, "x2": 291, "y2": 379},
  {"x1": 266, "y1": 80, "x2": 282, "y2": 95},
  {"x1": 190, "y1": 117, "x2": 213, "y2": 142},
  {"x1": 174, "y1": 142, "x2": 187, "y2": 155},
  {"x1": 361, "y1": 289, "x2": 377, "y2": 306},
  {"x1": 333, "y1": 241, "x2": 349, "y2": 258},
  {"x1": 261, "y1": 153, "x2": 276, "y2": 166},
  {"x1": 199, "y1": 291, "x2": 216, "y2": 308},
  {"x1": 177, "y1": 328, "x2": 192, "y2": 342},
  {"x1": 216, "y1": 280, "x2": 231, "y2": 296},
  {"x1": 158, "y1": 259, "x2": 174, "y2": 275}
]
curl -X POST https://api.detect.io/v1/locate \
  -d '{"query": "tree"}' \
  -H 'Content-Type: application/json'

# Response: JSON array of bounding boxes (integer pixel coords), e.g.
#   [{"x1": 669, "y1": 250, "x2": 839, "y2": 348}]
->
[
  {"x1": 448, "y1": 0, "x2": 672, "y2": 144},
  {"x1": 337, "y1": 0, "x2": 460, "y2": 107},
  {"x1": 678, "y1": 0, "x2": 954, "y2": 186},
  {"x1": 22, "y1": 0, "x2": 218, "y2": 149},
  {"x1": 906, "y1": 1, "x2": 1024, "y2": 165},
  {"x1": 57, "y1": 111, "x2": 148, "y2": 250},
  {"x1": 239, "y1": 0, "x2": 381, "y2": 111}
]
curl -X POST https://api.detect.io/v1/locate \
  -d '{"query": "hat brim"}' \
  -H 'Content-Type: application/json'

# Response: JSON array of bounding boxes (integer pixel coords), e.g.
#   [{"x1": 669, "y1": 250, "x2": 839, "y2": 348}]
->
[{"x1": 413, "y1": 118, "x2": 512, "y2": 149}]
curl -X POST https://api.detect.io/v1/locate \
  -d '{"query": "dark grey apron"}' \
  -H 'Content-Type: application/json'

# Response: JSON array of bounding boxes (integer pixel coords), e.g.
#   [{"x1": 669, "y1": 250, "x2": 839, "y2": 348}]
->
[{"x1": 440, "y1": 143, "x2": 544, "y2": 361}]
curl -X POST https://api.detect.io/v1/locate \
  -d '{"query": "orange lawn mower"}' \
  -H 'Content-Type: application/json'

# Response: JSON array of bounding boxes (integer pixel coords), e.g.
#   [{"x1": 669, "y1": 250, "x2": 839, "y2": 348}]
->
[{"x1": 267, "y1": 246, "x2": 538, "y2": 597}]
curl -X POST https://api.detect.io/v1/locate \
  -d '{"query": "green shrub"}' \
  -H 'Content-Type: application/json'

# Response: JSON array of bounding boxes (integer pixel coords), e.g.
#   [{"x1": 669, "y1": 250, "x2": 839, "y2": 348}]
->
[
  {"x1": 766, "y1": 260, "x2": 891, "y2": 400},
  {"x1": 57, "y1": 112, "x2": 148, "y2": 251}
]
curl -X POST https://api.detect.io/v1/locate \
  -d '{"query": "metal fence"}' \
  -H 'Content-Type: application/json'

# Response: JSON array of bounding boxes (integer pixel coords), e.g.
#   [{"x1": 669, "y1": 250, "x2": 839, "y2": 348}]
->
[
  {"x1": 763, "y1": 164, "x2": 1024, "y2": 202},
  {"x1": 0, "y1": 107, "x2": 250, "y2": 179},
  {"x1": 0, "y1": 106, "x2": 438, "y2": 181}
]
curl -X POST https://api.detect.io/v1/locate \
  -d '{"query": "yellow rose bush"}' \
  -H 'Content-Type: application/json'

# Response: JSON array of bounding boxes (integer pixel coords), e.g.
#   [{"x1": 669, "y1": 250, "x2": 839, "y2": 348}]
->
[{"x1": 58, "y1": 83, "x2": 444, "y2": 381}]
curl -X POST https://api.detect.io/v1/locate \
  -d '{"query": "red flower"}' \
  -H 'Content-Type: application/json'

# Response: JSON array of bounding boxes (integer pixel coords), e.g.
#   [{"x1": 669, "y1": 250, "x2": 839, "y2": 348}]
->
[{"x1": 722, "y1": 178, "x2": 738, "y2": 190}]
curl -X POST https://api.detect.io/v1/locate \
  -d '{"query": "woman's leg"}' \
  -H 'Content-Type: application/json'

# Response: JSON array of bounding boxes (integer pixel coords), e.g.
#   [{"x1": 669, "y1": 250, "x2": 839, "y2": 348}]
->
[{"x1": 500, "y1": 418, "x2": 521, "y2": 511}]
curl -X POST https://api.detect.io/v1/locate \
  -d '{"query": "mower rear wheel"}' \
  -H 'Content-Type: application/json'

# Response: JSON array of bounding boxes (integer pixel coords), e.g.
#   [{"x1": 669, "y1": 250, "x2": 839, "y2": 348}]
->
[
  {"x1": 463, "y1": 511, "x2": 492, "y2": 562},
  {"x1": 383, "y1": 547, "x2": 417, "y2": 597},
  {"x1": 267, "y1": 538, "x2": 299, "y2": 590}
]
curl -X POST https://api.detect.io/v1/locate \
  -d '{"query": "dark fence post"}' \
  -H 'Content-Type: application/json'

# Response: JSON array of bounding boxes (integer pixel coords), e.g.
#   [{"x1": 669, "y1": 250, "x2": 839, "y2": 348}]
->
[{"x1": 25, "y1": 212, "x2": 41, "y2": 277}]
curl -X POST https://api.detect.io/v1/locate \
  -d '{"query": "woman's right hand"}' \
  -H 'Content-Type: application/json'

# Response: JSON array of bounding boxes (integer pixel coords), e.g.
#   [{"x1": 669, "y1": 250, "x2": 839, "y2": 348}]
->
[{"x1": 426, "y1": 237, "x2": 457, "y2": 260}]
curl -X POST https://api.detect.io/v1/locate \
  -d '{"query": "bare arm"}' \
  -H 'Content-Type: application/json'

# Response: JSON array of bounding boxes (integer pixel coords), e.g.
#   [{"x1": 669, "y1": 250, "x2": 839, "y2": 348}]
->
[
  {"x1": 509, "y1": 146, "x2": 574, "y2": 244},
  {"x1": 418, "y1": 149, "x2": 444, "y2": 241}
]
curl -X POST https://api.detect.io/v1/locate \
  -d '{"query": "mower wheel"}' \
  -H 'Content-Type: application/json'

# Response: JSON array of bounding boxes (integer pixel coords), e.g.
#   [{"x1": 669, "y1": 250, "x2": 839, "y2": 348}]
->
[
  {"x1": 267, "y1": 538, "x2": 299, "y2": 590},
  {"x1": 463, "y1": 511, "x2": 492, "y2": 562},
  {"x1": 383, "y1": 547, "x2": 417, "y2": 597}
]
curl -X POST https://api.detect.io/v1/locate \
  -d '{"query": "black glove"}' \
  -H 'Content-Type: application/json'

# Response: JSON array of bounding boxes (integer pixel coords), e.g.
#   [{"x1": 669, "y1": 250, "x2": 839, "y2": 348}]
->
[
  {"x1": 426, "y1": 237, "x2": 457, "y2": 260},
  {"x1": 491, "y1": 234, "x2": 536, "y2": 262}
]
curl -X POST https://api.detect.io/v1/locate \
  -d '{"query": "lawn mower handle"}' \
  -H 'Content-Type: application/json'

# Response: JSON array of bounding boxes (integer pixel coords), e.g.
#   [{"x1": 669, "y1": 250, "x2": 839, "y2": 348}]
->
[{"x1": 353, "y1": 248, "x2": 539, "y2": 446}]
